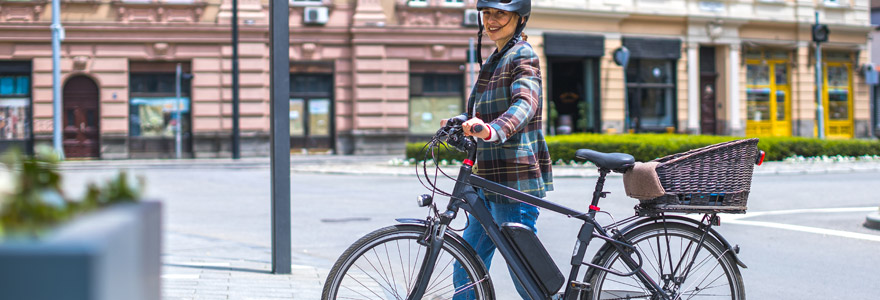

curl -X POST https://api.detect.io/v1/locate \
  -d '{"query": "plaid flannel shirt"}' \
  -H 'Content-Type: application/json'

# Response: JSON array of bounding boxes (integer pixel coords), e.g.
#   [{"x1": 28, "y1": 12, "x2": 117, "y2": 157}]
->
[{"x1": 466, "y1": 38, "x2": 554, "y2": 204}]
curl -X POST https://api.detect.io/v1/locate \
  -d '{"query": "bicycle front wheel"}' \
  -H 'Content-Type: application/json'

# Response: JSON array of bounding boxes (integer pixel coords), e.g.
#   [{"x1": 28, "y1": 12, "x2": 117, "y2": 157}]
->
[
  {"x1": 586, "y1": 222, "x2": 745, "y2": 300},
  {"x1": 322, "y1": 224, "x2": 493, "y2": 300}
]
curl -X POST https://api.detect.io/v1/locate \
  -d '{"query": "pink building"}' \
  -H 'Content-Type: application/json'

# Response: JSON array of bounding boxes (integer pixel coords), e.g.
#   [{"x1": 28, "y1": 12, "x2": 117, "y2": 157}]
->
[
  {"x1": 0, "y1": 0, "x2": 874, "y2": 159},
  {"x1": 0, "y1": 0, "x2": 482, "y2": 158}
]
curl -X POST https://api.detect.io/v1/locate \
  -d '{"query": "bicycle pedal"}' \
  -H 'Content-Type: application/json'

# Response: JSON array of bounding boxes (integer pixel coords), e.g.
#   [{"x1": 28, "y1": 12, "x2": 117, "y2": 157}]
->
[{"x1": 568, "y1": 280, "x2": 591, "y2": 291}]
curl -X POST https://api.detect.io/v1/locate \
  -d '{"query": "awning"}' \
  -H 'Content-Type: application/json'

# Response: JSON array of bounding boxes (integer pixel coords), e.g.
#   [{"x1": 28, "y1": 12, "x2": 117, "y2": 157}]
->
[
  {"x1": 622, "y1": 37, "x2": 682, "y2": 60},
  {"x1": 543, "y1": 33, "x2": 605, "y2": 58}
]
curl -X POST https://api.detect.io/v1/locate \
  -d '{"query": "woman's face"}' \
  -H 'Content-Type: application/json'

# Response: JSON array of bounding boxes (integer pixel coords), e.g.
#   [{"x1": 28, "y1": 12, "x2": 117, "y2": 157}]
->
[{"x1": 481, "y1": 8, "x2": 519, "y2": 44}]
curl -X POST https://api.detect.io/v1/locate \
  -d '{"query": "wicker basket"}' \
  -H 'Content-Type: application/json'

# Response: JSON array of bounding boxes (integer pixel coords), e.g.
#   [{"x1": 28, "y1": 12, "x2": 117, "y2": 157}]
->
[{"x1": 637, "y1": 138, "x2": 759, "y2": 215}]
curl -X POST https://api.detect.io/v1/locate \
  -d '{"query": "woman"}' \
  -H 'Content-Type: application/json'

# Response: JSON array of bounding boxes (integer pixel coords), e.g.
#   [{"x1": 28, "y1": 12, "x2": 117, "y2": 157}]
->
[{"x1": 452, "y1": 0, "x2": 553, "y2": 299}]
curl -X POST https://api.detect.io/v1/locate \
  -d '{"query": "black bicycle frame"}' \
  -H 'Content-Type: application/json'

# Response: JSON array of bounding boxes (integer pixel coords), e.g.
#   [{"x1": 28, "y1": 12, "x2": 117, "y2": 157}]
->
[{"x1": 407, "y1": 136, "x2": 670, "y2": 300}]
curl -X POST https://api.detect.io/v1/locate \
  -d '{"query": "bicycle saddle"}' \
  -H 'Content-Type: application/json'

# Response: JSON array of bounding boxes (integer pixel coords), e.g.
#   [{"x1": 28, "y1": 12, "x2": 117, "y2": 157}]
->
[{"x1": 575, "y1": 149, "x2": 635, "y2": 172}]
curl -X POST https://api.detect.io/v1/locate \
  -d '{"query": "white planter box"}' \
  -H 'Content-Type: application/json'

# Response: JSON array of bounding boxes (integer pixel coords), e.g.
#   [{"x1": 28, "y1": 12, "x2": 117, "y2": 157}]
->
[{"x1": 0, "y1": 202, "x2": 162, "y2": 300}]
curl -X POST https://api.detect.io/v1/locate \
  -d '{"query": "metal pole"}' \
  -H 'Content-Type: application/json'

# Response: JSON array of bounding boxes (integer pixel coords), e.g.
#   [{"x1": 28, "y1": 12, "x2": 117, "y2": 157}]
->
[
  {"x1": 231, "y1": 0, "x2": 241, "y2": 159},
  {"x1": 269, "y1": 0, "x2": 291, "y2": 274},
  {"x1": 468, "y1": 37, "x2": 476, "y2": 84},
  {"x1": 622, "y1": 61, "x2": 629, "y2": 133},
  {"x1": 175, "y1": 63, "x2": 183, "y2": 159},
  {"x1": 815, "y1": 12, "x2": 825, "y2": 139},
  {"x1": 51, "y1": 0, "x2": 64, "y2": 159}
]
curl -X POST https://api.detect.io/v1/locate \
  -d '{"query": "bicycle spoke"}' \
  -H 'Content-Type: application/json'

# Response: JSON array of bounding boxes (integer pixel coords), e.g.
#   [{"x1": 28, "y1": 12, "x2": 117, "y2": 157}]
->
[
  {"x1": 383, "y1": 243, "x2": 401, "y2": 297},
  {"x1": 636, "y1": 242, "x2": 662, "y2": 278},
  {"x1": 365, "y1": 249, "x2": 396, "y2": 296},
  {"x1": 349, "y1": 265, "x2": 399, "y2": 299},
  {"x1": 396, "y1": 240, "x2": 409, "y2": 296},
  {"x1": 423, "y1": 255, "x2": 456, "y2": 296}
]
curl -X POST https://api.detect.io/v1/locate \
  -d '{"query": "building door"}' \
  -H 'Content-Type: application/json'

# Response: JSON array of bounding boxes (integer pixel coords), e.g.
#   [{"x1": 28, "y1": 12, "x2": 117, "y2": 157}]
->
[
  {"x1": 699, "y1": 46, "x2": 717, "y2": 135},
  {"x1": 547, "y1": 58, "x2": 600, "y2": 134},
  {"x1": 700, "y1": 75, "x2": 717, "y2": 135},
  {"x1": 290, "y1": 73, "x2": 334, "y2": 151},
  {"x1": 823, "y1": 62, "x2": 854, "y2": 138},
  {"x1": 745, "y1": 50, "x2": 791, "y2": 137},
  {"x1": 62, "y1": 75, "x2": 100, "y2": 158}
]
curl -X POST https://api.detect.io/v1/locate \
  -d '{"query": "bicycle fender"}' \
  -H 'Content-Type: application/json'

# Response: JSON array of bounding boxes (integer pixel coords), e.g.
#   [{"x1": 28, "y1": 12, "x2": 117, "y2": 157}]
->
[{"x1": 609, "y1": 215, "x2": 747, "y2": 269}]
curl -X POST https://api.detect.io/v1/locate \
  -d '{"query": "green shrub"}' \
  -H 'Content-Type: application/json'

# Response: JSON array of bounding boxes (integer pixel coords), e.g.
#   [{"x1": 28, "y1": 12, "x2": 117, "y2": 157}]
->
[
  {"x1": 405, "y1": 133, "x2": 880, "y2": 163},
  {"x1": 0, "y1": 147, "x2": 144, "y2": 238}
]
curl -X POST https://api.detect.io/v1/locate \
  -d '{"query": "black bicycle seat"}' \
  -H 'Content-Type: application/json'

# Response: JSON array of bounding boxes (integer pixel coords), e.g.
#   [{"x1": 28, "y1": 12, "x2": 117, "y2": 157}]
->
[{"x1": 575, "y1": 149, "x2": 635, "y2": 171}]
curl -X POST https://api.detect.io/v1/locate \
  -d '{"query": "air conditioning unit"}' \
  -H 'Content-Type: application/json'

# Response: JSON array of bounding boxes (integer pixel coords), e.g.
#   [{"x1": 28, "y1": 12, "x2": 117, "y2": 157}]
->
[
  {"x1": 303, "y1": 7, "x2": 329, "y2": 25},
  {"x1": 462, "y1": 9, "x2": 479, "y2": 27}
]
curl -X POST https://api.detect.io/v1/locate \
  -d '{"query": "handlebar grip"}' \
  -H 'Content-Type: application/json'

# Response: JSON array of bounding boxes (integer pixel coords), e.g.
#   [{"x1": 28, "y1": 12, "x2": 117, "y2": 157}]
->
[{"x1": 472, "y1": 124, "x2": 484, "y2": 133}]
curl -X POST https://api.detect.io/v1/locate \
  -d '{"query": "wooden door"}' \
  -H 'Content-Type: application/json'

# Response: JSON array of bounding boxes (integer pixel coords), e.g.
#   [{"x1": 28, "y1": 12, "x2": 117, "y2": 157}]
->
[
  {"x1": 62, "y1": 75, "x2": 100, "y2": 158},
  {"x1": 699, "y1": 74, "x2": 717, "y2": 135}
]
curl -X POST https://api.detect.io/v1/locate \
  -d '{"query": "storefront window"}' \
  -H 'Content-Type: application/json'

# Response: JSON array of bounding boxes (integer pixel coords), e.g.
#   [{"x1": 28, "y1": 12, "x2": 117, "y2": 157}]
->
[
  {"x1": 289, "y1": 71, "x2": 334, "y2": 150},
  {"x1": 409, "y1": 73, "x2": 463, "y2": 135},
  {"x1": 129, "y1": 97, "x2": 190, "y2": 137},
  {"x1": 129, "y1": 73, "x2": 192, "y2": 138},
  {"x1": 827, "y1": 65, "x2": 849, "y2": 121},
  {"x1": 626, "y1": 59, "x2": 676, "y2": 132},
  {"x1": 0, "y1": 72, "x2": 30, "y2": 141}
]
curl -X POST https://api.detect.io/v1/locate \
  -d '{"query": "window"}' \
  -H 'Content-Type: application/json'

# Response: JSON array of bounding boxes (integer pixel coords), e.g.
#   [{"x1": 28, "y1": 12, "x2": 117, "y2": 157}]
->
[
  {"x1": 409, "y1": 73, "x2": 464, "y2": 135},
  {"x1": 408, "y1": 0, "x2": 428, "y2": 7},
  {"x1": 443, "y1": 0, "x2": 464, "y2": 6},
  {"x1": 289, "y1": 72, "x2": 334, "y2": 150},
  {"x1": 823, "y1": 0, "x2": 842, "y2": 5},
  {"x1": 0, "y1": 70, "x2": 30, "y2": 141},
  {"x1": 625, "y1": 59, "x2": 676, "y2": 132},
  {"x1": 128, "y1": 72, "x2": 191, "y2": 138}
]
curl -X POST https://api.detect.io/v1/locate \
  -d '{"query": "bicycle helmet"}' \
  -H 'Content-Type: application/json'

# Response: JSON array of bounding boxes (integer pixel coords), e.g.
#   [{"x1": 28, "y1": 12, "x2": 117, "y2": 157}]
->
[
  {"x1": 473, "y1": 0, "x2": 532, "y2": 67},
  {"x1": 476, "y1": 0, "x2": 531, "y2": 18}
]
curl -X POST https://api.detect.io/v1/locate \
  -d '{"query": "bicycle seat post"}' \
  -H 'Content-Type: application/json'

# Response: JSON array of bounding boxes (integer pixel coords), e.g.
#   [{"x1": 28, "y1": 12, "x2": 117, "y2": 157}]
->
[{"x1": 589, "y1": 168, "x2": 611, "y2": 218}]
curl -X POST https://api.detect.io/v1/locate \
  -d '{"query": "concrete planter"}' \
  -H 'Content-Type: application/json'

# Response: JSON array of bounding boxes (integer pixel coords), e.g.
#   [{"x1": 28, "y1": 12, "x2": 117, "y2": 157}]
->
[{"x1": 0, "y1": 201, "x2": 162, "y2": 300}]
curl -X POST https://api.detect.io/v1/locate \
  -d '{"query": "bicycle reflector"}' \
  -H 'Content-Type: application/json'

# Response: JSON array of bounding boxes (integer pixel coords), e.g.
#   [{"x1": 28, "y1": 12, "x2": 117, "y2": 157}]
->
[
  {"x1": 417, "y1": 194, "x2": 433, "y2": 207},
  {"x1": 756, "y1": 150, "x2": 766, "y2": 166}
]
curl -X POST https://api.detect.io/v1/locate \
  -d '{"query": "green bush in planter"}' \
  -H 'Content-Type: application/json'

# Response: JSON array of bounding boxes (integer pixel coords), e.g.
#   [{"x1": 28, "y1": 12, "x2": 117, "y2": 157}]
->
[
  {"x1": 0, "y1": 146, "x2": 144, "y2": 238},
  {"x1": 405, "y1": 133, "x2": 880, "y2": 163}
]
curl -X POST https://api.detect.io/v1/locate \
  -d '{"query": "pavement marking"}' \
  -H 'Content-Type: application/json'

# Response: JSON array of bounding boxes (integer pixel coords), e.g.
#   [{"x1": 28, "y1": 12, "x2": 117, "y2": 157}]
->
[
  {"x1": 162, "y1": 274, "x2": 200, "y2": 280},
  {"x1": 723, "y1": 206, "x2": 880, "y2": 242},
  {"x1": 727, "y1": 206, "x2": 877, "y2": 220}
]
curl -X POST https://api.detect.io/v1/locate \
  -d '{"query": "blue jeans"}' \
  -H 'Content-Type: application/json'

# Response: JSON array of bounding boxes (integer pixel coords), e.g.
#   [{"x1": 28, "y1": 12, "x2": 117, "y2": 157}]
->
[{"x1": 452, "y1": 189, "x2": 540, "y2": 300}]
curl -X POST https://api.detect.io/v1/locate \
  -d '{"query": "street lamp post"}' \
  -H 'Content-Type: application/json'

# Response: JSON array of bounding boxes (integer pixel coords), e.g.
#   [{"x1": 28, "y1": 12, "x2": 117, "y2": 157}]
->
[
  {"x1": 813, "y1": 12, "x2": 829, "y2": 139},
  {"x1": 51, "y1": 0, "x2": 64, "y2": 159}
]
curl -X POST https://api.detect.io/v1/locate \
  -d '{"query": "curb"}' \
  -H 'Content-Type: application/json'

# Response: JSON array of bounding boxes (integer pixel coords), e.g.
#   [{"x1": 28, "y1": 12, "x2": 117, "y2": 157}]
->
[{"x1": 864, "y1": 212, "x2": 880, "y2": 230}]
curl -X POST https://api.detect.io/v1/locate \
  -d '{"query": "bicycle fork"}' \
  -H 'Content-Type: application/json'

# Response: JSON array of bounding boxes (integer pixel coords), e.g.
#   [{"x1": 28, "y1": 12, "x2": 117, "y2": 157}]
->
[{"x1": 408, "y1": 216, "x2": 449, "y2": 300}]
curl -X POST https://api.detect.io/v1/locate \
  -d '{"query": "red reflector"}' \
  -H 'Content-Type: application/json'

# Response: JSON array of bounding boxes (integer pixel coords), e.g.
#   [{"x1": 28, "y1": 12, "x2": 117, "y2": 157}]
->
[
  {"x1": 463, "y1": 159, "x2": 474, "y2": 166},
  {"x1": 757, "y1": 151, "x2": 766, "y2": 166},
  {"x1": 589, "y1": 205, "x2": 600, "y2": 211}
]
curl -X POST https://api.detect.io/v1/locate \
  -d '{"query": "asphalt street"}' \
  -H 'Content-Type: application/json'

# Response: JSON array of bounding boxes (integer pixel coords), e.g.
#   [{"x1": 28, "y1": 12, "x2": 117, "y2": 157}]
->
[{"x1": 60, "y1": 167, "x2": 880, "y2": 299}]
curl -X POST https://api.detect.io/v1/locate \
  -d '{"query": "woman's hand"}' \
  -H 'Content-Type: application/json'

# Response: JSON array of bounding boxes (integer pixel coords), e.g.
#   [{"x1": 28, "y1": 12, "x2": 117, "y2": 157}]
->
[{"x1": 462, "y1": 118, "x2": 491, "y2": 140}]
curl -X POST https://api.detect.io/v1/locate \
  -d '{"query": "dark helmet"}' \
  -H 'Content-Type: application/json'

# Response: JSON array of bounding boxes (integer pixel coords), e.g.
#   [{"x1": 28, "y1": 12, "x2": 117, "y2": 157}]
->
[{"x1": 476, "y1": 0, "x2": 531, "y2": 18}]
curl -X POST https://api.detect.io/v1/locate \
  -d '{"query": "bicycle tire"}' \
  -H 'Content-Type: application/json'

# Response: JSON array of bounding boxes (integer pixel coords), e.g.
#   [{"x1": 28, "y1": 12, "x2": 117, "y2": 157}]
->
[
  {"x1": 322, "y1": 224, "x2": 494, "y2": 300},
  {"x1": 584, "y1": 222, "x2": 745, "y2": 300}
]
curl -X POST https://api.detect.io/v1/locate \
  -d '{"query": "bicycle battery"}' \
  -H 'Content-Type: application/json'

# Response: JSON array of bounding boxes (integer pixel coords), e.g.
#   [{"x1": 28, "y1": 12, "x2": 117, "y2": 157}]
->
[{"x1": 501, "y1": 222, "x2": 565, "y2": 297}]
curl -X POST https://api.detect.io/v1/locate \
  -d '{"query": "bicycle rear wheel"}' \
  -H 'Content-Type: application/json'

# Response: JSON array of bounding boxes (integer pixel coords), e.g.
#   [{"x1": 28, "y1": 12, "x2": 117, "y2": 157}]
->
[
  {"x1": 322, "y1": 224, "x2": 493, "y2": 300},
  {"x1": 585, "y1": 222, "x2": 744, "y2": 300}
]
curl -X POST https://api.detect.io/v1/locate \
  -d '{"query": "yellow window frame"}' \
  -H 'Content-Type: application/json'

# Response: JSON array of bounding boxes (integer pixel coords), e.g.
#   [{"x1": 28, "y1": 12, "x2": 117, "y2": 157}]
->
[
  {"x1": 745, "y1": 58, "x2": 792, "y2": 137},
  {"x1": 822, "y1": 61, "x2": 854, "y2": 139}
]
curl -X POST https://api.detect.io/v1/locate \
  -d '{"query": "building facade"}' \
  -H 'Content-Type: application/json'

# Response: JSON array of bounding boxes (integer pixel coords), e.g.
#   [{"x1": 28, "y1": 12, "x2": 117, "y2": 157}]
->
[{"x1": 0, "y1": 0, "x2": 874, "y2": 158}]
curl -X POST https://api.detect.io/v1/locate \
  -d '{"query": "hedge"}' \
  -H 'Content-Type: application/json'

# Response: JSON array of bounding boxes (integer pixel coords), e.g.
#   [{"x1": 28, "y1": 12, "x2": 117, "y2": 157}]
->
[{"x1": 405, "y1": 134, "x2": 880, "y2": 163}]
